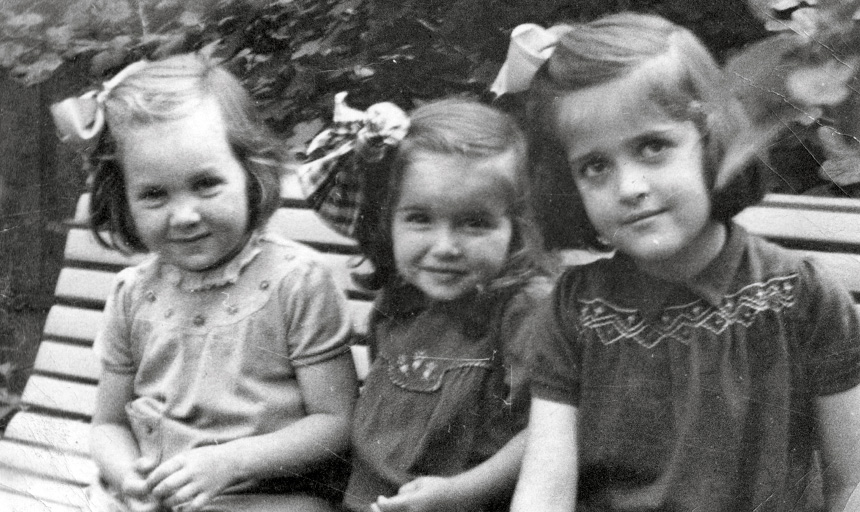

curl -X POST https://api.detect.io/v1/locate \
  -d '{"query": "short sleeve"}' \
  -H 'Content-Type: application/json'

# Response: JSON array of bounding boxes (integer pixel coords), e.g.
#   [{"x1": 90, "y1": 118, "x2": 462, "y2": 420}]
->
[
  {"x1": 93, "y1": 267, "x2": 137, "y2": 375},
  {"x1": 528, "y1": 269, "x2": 584, "y2": 405},
  {"x1": 800, "y1": 258, "x2": 860, "y2": 396},
  {"x1": 281, "y1": 259, "x2": 353, "y2": 366},
  {"x1": 500, "y1": 277, "x2": 553, "y2": 421}
]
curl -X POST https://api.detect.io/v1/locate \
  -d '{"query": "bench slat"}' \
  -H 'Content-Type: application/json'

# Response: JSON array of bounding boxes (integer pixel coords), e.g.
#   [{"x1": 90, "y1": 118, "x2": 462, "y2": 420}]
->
[
  {"x1": 42, "y1": 305, "x2": 104, "y2": 344},
  {"x1": 33, "y1": 341, "x2": 100, "y2": 382},
  {"x1": 4, "y1": 412, "x2": 90, "y2": 456},
  {"x1": 20, "y1": 375, "x2": 97, "y2": 418},
  {"x1": 0, "y1": 488, "x2": 85, "y2": 512},
  {"x1": 736, "y1": 205, "x2": 860, "y2": 249},
  {"x1": 0, "y1": 440, "x2": 96, "y2": 486}
]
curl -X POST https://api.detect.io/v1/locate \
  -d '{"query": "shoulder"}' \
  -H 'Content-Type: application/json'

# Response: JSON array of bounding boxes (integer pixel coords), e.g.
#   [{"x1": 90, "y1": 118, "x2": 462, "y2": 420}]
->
[
  {"x1": 258, "y1": 233, "x2": 334, "y2": 279},
  {"x1": 742, "y1": 231, "x2": 841, "y2": 292},
  {"x1": 552, "y1": 255, "x2": 616, "y2": 303},
  {"x1": 109, "y1": 255, "x2": 161, "y2": 301},
  {"x1": 504, "y1": 275, "x2": 554, "y2": 313},
  {"x1": 256, "y1": 233, "x2": 346, "y2": 297}
]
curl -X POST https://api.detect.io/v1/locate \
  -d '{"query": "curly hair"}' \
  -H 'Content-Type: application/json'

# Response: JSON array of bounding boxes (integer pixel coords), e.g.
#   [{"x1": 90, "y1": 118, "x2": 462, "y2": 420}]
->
[{"x1": 88, "y1": 53, "x2": 284, "y2": 253}]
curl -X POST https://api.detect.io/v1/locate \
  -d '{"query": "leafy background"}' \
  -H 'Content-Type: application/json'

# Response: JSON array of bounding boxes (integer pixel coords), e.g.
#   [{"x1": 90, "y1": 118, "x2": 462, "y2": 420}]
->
[
  {"x1": 4, "y1": 0, "x2": 857, "y2": 192},
  {"x1": 0, "y1": 0, "x2": 770, "y2": 146}
]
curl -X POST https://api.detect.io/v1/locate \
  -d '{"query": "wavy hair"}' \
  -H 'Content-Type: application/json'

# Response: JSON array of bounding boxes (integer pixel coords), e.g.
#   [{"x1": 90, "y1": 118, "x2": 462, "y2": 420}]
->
[
  {"x1": 525, "y1": 12, "x2": 768, "y2": 250},
  {"x1": 352, "y1": 98, "x2": 549, "y2": 300},
  {"x1": 89, "y1": 53, "x2": 284, "y2": 253}
]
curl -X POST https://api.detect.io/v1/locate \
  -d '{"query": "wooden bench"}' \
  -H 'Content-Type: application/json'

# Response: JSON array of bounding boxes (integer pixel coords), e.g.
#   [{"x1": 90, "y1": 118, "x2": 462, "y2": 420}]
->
[{"x1": 2, "y1": 191, "x2": 860, "y2": 510}]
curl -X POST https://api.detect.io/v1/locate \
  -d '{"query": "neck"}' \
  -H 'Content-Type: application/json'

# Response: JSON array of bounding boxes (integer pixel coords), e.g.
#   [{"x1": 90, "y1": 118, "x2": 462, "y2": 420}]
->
[
  {"x1": 636, "y1": 221, "x2": 727, "y2": 283},
  {"x1": 196, "y1": 231, "x2": 254, "y2": 273}
]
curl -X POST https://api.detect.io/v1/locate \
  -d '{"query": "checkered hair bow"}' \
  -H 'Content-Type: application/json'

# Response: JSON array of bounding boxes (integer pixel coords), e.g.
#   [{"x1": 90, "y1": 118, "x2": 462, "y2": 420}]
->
[{"x1": 297, "y1": 92, "x2": 409, "y2": 238}]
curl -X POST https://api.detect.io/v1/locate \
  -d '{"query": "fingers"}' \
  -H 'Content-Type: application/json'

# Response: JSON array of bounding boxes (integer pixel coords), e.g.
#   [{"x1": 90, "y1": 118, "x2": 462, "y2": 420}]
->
[
  {"x1": 125, "y1": 496, "x2": 160, "y2": 512},
  {"x1": 375, "y1": 494, "x2": 408, "y2": 512},
  {"x1": 149, "y1": 464, "x2": 193, "y2": 499},
  {"x1": 398, "y1": 479, "x2": 421, "y2": 494},
  {"x1": 167, "y1": 488, "x2": 213, "y2": 512},
  {"x1": 135, "y1": 455, "x2": 158, "y2": 475}
]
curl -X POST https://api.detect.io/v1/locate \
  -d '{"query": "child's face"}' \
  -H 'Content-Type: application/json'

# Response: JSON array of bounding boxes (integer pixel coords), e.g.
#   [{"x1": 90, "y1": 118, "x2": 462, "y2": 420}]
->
[
  {"x1": 555, "y1": 80, "x2": 725, "y2": 277},
  {"x1": 392, "y1": 151, "x2": 515, "y2": 301},
  {"x1": 119, "y1": 98, "x2": 250, "y2": 271}
]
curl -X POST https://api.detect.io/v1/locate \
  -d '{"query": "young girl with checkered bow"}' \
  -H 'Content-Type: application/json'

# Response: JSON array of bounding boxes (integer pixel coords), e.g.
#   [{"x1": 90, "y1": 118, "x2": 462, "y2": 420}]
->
[{"x1": 300, "y1": 96, "x2": 553, "y2": 512}]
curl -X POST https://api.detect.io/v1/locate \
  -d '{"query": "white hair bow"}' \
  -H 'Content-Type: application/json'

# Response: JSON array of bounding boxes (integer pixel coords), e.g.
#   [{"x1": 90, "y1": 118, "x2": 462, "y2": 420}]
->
[
  {"x1": 491, "y1": 24, "x2": 568, "y2": 96},
  {"x1": 50, "y1": 60, "x2": 148, "y2": 146}
]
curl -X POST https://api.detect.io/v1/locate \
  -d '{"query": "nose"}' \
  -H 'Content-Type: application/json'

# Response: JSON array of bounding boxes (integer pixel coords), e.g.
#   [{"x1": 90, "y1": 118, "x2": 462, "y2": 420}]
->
[
  {"x1": 168, "y1": 196, "x2": 202, "y2": 228},
  {"x1": 615, "y1": 161, "x2": 650, "y2": 203},
  {"x1": 429, "y1": 227, "x2": 462, "y2": 259}
]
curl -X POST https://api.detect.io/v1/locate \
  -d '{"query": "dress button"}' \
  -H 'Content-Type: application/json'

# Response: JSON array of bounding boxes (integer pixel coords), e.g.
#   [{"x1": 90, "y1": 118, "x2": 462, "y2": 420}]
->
[
  {"x1": 260, "y1": 280, "x2": 270, "y2": 290},
  {"x1": 193, "y1": 315, "x2": 205, "y2": 326}
]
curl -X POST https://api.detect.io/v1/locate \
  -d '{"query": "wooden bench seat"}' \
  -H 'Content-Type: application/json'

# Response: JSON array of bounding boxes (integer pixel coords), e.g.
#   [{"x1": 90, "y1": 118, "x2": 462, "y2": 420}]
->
[{"x1": 2, "y1": 191, "x2": 860, "y2": 510}]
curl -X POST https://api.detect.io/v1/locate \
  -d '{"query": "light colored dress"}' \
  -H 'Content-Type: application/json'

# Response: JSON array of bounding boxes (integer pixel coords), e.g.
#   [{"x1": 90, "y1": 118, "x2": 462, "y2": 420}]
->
[{"x1": 91, "y1": 232, "x2": 353, "y2": 511}]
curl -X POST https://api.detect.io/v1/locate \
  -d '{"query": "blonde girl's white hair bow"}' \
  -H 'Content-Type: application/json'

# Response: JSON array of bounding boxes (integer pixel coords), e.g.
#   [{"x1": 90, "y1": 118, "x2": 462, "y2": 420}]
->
[
  {"x1": 297, "y1": 92, "x2": 410, "y2": 238},
  {"x1": 490, "y1": 24, "x2": 569, "y2": 96},
  {"x1": 50, "y1": 60, "x2": 148, "y2": 146}
]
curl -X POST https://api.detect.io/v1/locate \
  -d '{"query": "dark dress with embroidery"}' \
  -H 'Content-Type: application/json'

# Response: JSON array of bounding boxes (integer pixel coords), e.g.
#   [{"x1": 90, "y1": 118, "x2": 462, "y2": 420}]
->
[
  {"x1": 530, "y1": 224, "x2": 860, "y2": 512},
  {"x1": 344, "y1": 279, "x2": 548, "y2": 512}
]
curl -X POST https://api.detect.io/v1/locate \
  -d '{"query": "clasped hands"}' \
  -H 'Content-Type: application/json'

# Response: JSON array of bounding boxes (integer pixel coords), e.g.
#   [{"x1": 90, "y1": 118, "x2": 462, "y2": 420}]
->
[{"x1": 121, "y1": 444, "x2": 237, "y2": 512}]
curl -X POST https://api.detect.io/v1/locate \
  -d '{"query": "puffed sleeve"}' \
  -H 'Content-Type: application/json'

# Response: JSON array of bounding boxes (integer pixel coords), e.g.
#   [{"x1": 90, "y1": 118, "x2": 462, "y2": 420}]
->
[
  {"x1": 92, "y1": 267, "x2": 138, "y2": 375},
  {"x1": 528, "y1": 268, "x2": 585, "y2": 406},
  {"x1": 280, "y1": 258, "x2": 353, "y2": 366},
  {"x1": 800, "y1": 258, "x2": 860, "y2": 396}
]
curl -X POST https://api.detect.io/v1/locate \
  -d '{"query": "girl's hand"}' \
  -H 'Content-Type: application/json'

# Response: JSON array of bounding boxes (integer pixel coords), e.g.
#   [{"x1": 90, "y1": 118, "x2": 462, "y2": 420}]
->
[
  {"x1": 374, "y1": 476, "x2": 469, "y2": 512},
  {"x1": 121, "y1": 457, "x2": 160, "y2": 512},
  {"x1": 146, "y1": 445, "x2": 238, "y2": 511}
]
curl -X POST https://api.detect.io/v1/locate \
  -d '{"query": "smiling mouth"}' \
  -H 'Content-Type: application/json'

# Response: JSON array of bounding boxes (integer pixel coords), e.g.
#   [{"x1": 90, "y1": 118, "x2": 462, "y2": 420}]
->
[
  {"x1": 422, "y1": 267, "x2": 467, "y2": 276},
  {"x1": 169, "y1": 233, "x2": 210, "y2": 244},
  {"x1": 622, "y1": 210, "x2": 665, "y2": 225}
]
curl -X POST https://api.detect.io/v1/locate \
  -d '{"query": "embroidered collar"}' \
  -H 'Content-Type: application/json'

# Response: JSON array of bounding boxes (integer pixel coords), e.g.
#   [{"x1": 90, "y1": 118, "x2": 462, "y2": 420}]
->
[
  {"x1": 598, "y1": 223, "x2": 748, "y2": 315},
  {"x1": 686, "y1": 223, "x2": 748, "y2": 307},
  {"x1": 160, "y1": 231, "x2": 265, "y2": 292}
]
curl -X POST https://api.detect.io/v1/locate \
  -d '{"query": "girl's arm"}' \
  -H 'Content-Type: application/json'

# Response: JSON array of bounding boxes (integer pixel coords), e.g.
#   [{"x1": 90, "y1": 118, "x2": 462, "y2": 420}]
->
[
  {"x1": 147, "y1": 351, "x2": 357, "y2": 510},
  {"x1": 511, "y1": 397, "x2": 578, "y2": 512},
  {"x1": 375, "y1": 430, "x2": 526, "y2": 512},
  {"x1": 226, "y1": 350, "x2": 358, "y2": 475},
  {"x1": 91, "y1": 369, "x2": 157, "y2": 509},
  {"x1": 815, "y1": 384, "x2": 860, "y2": 511}
]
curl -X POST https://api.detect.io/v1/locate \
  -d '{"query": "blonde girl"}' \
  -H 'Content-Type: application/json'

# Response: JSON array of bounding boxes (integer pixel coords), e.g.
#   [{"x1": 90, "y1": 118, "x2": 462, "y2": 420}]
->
[{"x1": 52, "y1": 53, "x2": 357, "y2": 512}]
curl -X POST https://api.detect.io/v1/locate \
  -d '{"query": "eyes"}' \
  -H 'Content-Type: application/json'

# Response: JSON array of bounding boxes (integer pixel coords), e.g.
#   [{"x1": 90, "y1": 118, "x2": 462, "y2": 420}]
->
[
  {"x1": 575, "y1": 136, "x2": 674, "y2": 179},
  {"x1": 398, "y1": 210, "x2": 502, "y2": 232},
  {"x1": 133, "y1": 174, "x2": 225, "y2": 206}
]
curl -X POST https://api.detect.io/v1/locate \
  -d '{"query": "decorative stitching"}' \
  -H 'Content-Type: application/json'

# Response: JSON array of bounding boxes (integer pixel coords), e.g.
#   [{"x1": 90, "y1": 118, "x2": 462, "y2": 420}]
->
[
  {"x1": 383, "y1": 351, "x2": 494, "y2": 393},
  {"x1": 578, "y1": 274, "x2": 799, "y2": 348}
]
